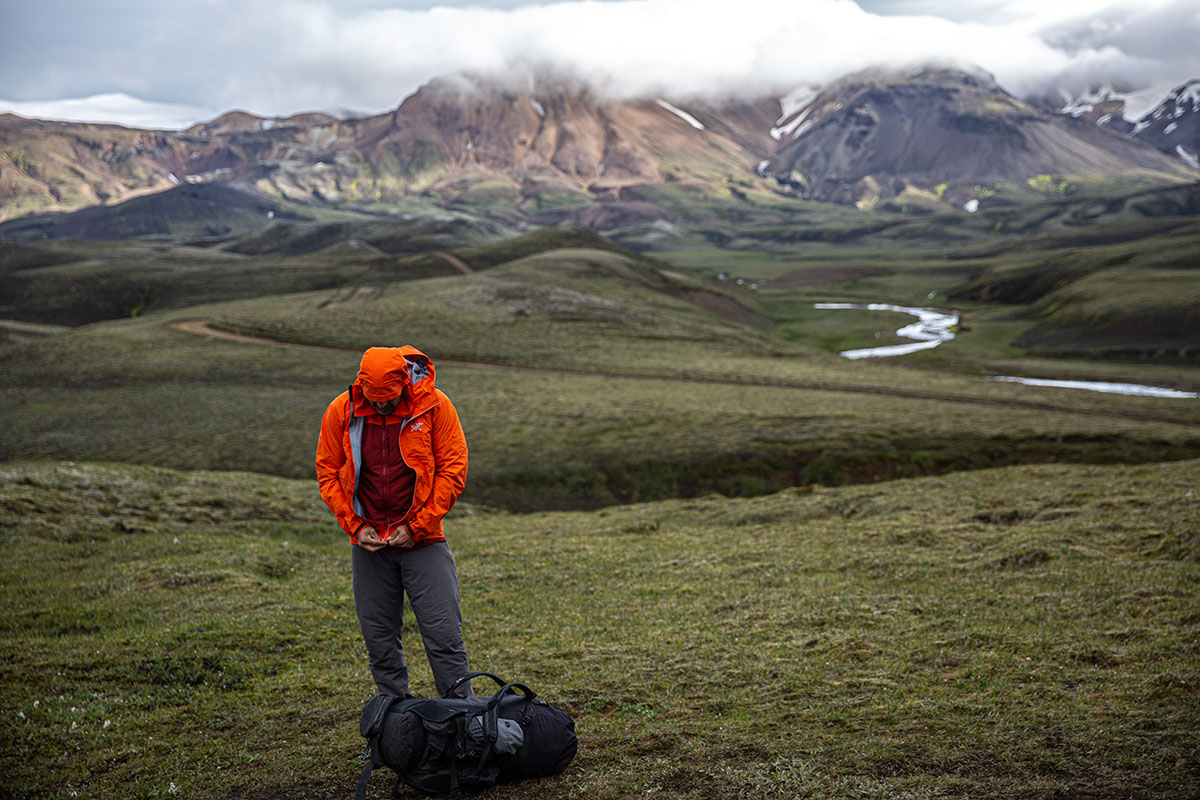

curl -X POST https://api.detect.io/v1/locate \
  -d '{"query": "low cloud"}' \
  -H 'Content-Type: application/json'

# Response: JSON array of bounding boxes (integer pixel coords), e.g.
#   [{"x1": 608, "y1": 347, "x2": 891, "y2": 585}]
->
[
  {"x1": 2, "y1": 0, "x2": 1197, "y2": 128},
  {"x1": 0, "y1": 94, "x2": 218, "y2": 130}
]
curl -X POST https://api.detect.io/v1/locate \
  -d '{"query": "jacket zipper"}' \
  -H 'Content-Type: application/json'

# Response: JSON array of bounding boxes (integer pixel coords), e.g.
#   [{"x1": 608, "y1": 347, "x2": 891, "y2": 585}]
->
[{"x1": 395, "y1": 399, "x2": 440, "y2": 529}]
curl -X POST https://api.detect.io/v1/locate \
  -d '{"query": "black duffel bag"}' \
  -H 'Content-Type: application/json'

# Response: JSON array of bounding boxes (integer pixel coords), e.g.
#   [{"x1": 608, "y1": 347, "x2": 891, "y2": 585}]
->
[{"x1": 356, "y1": 671, "x2": 577, "y2": 798}]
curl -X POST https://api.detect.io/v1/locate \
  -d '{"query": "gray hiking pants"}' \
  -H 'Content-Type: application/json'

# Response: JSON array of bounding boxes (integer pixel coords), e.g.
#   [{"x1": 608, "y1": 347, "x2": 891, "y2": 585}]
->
[{"x1": 351, "y1": 541, "x2": 473, "y2": 698}]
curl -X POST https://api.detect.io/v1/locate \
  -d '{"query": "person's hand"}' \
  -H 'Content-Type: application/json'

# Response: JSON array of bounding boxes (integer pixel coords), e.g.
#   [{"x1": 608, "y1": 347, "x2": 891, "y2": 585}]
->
[
  {"x1": 388, "y1": 526, "x2": 416, "y2": 551},
  {"x1": 356, "y1": 525, "x2": 388, "y2": 551}
]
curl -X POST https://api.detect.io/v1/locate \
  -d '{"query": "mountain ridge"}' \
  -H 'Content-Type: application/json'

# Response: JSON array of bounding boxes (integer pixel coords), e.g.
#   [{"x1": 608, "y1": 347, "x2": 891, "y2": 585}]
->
[{"x1": 2, "y1": 66, "x2": 1196, "y2": 228}]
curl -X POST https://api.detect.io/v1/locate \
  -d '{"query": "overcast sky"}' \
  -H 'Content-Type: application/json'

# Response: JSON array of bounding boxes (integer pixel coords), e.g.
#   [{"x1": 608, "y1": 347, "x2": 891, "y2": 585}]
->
[{"x1": 1, "y1": 0, "x2": 1197, "y2": 128}]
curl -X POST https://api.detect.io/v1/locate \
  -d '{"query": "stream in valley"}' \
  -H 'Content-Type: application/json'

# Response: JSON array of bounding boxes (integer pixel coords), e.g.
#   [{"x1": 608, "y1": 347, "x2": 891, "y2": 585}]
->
[{"x1": 813, "y1": 303, "x2": 1197, "y2": 400}]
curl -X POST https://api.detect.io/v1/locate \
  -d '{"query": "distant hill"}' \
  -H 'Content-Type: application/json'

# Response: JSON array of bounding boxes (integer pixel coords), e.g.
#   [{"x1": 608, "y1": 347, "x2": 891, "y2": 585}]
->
[{"x1": 0, "y1": 183, "x2": 310, "y2": 242}]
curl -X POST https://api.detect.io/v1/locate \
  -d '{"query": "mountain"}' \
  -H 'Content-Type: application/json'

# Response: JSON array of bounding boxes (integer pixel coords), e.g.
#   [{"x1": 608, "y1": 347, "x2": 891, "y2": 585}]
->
[
  {"x1": 762, "y1": 68, "x2": 1196, "y2": 210},
  {"x1": 184, "y1": 110, "x2": 341, "y2": 138},
  {"x1": 1043, "y1": 80, "x2": 1200, "y2": 169},
  {"x1": 317, "y1": 72, "x2": 780, "y2": 223},
  {"x1": 1034, "y1": 84, "x2": 1142, "y2": 134},
  {"x1": 0, "y1": 76, "x2": 781, "y2": 226},
  {"x1": 1131, "y1": 80, "x2": 1200, "y2": 169},
  {"x1": 2, "y1": 66, "x2": 1196, "y2": 231},
  {"x1": 0, "y1": 114, "x2": 187, "y2": 220}
]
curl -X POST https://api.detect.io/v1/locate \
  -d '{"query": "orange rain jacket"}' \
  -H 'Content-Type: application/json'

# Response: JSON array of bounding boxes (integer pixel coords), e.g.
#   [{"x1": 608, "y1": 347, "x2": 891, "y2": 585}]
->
[{"x1": 315, "y1": 346, "x2": 468, "y2": 546}]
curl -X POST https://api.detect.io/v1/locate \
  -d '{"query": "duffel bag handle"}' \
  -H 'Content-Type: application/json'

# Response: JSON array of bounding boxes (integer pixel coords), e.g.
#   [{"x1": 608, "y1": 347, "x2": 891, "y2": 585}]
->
[
  {"x1": 445, "y1": 671, "x2": 509, "y2": 697},
  {"x1": 491, "y1": 681, "x2": 535, "y2": 703},
  {"x1": 487, "y1": 681, "x2": 537, "y2": 719}
]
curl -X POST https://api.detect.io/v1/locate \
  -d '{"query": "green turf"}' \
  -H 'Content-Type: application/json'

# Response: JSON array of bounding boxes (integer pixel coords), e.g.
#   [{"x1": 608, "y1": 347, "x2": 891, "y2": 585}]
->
[{"x1": 1, "y1": 458, "x2": 1196, "y2": 799}]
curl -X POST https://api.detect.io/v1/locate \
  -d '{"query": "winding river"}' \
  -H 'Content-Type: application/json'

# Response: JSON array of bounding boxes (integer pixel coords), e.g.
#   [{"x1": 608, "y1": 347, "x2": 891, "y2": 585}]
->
[
  {"x1": 989, "y1": 376, "x2": 1197, "y2": 399},
  {"x1": 813, "y1": 302, "x2": 1198, "y2": 400},
  {"x1": 813, "y1": 303, "x2": 959, "y2": 359}
]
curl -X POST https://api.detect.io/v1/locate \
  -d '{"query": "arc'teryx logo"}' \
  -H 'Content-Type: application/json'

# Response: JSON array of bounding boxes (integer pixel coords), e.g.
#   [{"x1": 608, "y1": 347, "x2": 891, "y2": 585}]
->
[{"x1": 410, "y1": 422, "x2": 425, "y2": 432}]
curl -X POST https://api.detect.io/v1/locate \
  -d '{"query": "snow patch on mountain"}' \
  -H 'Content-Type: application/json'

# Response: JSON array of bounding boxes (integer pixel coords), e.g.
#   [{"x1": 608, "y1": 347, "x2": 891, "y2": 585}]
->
[
  {"x1": 778, "y1": 86, "x2": 819, "y2": 121},
  {"x1": 655, "y1": 99, "x2": 704, "y2": 130},
  {"x1": 1055, "y1": 81, "x2": 1188, "y2": 126},
  {"x1": 1058, "y1": 85, "x2": 1108, "y2": 117},
  {"x1": 530, "y1": 97, "x2": 545, "y2": 118},
  {"x1": 1177, "y1": 82, "x2": 1200, "y2": 109},
  {"x1": 1121, "y1": 86, "x2": 1177, "y2": 121},
  {"x1": 1177, "y1": 145, "x2": 1200, "y2": 169},
  {"x1": 1129, "y1": 79, "x2": 1199, "y2": 150},
  {"x1": 772, "y1": 109, "x2": 813, "y2": 140},
  {"x1": 770, "y1": 85, "x2": 820, "y2": 140}
]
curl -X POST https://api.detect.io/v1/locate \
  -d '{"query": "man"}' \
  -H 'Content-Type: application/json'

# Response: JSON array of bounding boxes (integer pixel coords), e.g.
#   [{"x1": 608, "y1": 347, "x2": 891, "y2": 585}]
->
[{"x1": 315, "y1": 345, "x2": 472, "y2": 698}]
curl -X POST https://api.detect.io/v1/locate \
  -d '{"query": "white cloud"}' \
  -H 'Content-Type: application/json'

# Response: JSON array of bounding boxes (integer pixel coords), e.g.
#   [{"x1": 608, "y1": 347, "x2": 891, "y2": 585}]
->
[
  {"x1": 207, "y1": 0, "x2": 1200, "y2": 104},
  {"x1": 3, "y1": 0, "x2": 1197, "y2": 127},
  {"x1": 0, "y1": 94, "x2": 218, "y2": 130}
]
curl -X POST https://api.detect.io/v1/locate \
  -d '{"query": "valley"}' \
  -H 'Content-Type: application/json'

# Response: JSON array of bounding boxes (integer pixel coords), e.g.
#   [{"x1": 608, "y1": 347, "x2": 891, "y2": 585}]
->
[{"x1": 3, "y1": 217, "x2": 1199, "y2": 513}]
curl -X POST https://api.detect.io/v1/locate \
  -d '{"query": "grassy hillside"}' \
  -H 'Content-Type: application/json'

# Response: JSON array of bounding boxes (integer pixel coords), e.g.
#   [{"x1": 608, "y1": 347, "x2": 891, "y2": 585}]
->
[
  {"x1": 0, "y1": 221, "x2": 512, "y2": 327},
  {"x1": 2, "y1": 458, "x2": 1196, "y2": 799},
  {"x1": 1, "y1": 251, "x2": 1197, "y2": 513},
  {"x1": 0, "y1": 221, "x2": 639, "y2": 326},
  {"x1": 0, "y1": 241, "x2": 375, "y2": 325},
  {"x1": 944, "y1": 220, "x2": 1200, "y2": 361},
  {"x1": 0, "y1": 183, "x2": 320, "y2": 243},
  {"x1": 1018, "y1": 269, "x2": 1200, "y2": 358},
  {"x1": 641, "y1": 181, "x2": 1200, "y2": 254}
]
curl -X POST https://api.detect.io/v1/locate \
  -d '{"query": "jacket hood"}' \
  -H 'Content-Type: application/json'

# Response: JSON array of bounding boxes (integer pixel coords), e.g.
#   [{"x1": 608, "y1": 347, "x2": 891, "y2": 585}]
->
[{"x1": 355, "y1": 346, "x2": 435, "y2": 404}]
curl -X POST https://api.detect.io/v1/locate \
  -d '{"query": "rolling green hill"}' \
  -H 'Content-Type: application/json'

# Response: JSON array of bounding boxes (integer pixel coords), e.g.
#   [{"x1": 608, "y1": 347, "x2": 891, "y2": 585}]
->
[{"x1": 0, "y1": 208, "x2": 513, "y2": 325}]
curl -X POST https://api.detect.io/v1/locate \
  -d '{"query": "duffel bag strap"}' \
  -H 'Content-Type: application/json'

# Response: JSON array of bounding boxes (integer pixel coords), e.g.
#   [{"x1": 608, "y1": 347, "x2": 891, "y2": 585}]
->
[
  {"x1": 444, "y1": 671, "x2": 508, "y2": 697},
  {"x1": 486, "y1": 680, "x2": 537, "y2": 728},
  {"x1": 355, "y1": 757, "x2": 376, "y2": 800},
  {"x1": 355, "y1": 695, "x2": 405, "y2": 800}
]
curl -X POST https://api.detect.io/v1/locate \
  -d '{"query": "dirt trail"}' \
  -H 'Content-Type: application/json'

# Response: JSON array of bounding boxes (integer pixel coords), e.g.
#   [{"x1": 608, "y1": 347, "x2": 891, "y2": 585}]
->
[
  {"x1": 169, "y1": 319, "x2": 348, "y2": 350},
  {"x1": 433, "y1": 251, "x2": 473, "y2": 274},
  {"x1": 165, "y1": 318, "x2": 1197, "y2": 426}
]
